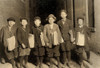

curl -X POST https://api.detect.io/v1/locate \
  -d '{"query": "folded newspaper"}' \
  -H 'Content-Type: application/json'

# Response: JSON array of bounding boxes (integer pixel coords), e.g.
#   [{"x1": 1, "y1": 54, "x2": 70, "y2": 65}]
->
[
  {"x1": 6, "y1": 36, "x2": 16, "y2": 51},
  {"x1": 40, "y1": 32, "x2": 45, "y2": 46},
  {"x1": 28, "y1": 34, "x2": 35, "y2": 48},
  {"x1": 77, "y1": 32, "x2": 85, "y2": 46}
]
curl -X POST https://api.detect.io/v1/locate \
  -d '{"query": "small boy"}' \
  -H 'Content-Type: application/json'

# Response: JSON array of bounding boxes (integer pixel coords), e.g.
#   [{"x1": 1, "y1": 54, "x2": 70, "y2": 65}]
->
[
  {"x1": 31, "y1": 17, "x2": 45, "y2": 68},
  {"x1": 17, "y1": 18, "x2": 31, "y2": 68},
  {"x1": 0, "y1": 17, "x2": 18, "y2": 68},
  {"x1": 75, "y1": 18, "x2": 91, "y2": 68},
  {"x1": 44, "y1": 14, "x2": 63, "y2": 68}
]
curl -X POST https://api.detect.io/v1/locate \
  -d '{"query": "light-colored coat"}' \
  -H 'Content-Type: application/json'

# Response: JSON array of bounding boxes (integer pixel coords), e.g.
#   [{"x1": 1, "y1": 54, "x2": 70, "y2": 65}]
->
[{"x1": 44, "y1": 23, "x2": 63, "y2": 48}]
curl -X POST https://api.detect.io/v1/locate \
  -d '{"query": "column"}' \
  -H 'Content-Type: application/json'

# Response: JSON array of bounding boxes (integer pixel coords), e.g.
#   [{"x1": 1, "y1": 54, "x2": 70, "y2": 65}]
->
[
  {"x1": 94, "y1": 0, "x2": 100, "y2": 48},
  {"x1": 25, "y1": 0, "x2": 30, "y2": 21}
]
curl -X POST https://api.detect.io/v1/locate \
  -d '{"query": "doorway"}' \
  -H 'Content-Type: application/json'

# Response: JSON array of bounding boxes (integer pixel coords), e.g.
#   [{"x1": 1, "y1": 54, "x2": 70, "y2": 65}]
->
[{"x1": 29, "y1": 0, "x2": 73, "y2": 25}]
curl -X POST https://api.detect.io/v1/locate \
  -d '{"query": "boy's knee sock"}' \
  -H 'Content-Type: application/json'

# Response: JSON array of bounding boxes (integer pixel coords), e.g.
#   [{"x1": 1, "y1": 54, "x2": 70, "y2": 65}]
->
[
  {"x1": 56, "y1": 57, "x2": 60, "y2": 65},
  {"x1": 40, "y1": 56, "x2": 43, "y2": 63},
  {"x1": 20, "y1": 56, "x2": 24, "y2": 67},
  {"x1": 25, "y1": 55, "x2": 28, "y2": 64},
  {"x1": 86, "y1": 51, "x2": 90, "y2": 60},
  {"x1": 50, "y1": 57, "x2": 53, "y2": 65},
  {"x1": 15, "y1": 58, "x2": 19, "y2": 67},
  {"x1": 67, "y1": 51, "x2": 71, "y2": 62},
  {"x1": 79, "y1": 53, "x2": 83, "y2": 65},
  {"x1": 39, "y1": 56, "x2": 43, "y2": 67},
  {"x1": 62, "y1": 52, "x2": 67, "y2": 64},
  {"x1": 36, "y1": 56, "x2": 40, "y2": 65},
  {"x1": 10, "y1": 59, "x2": 15, "y2": 68}
]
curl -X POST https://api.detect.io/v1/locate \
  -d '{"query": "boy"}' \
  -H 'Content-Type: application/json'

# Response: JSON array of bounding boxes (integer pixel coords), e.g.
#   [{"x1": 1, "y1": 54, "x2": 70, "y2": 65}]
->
[
  {"x1": 0, "y1": 17, "x2": 18, "y2": 68},
  {"x1": 17, "y1": 18, "x2": 31, "y2": 68},
  {"x1": 57, "y1": 10, "x2": 74, "y2": 67},
  {"x1": 44, "y1": 14, "x2": 63, "y2": 68},
  {"x1": 75, "y1": 18, "x2": 91, "y2": 68},
  {"x1": 31, "y1": 17, "x2": 45, "y2": 68}
]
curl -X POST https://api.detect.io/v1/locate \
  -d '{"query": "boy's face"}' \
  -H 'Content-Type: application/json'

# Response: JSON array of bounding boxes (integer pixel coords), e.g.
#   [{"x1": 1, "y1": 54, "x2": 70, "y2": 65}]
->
[
  {"x1": 48, "y1": 17, "x2": 55, "y2": 24},
  {"x1": 78, "y1": 19, "x2": 84, "y2": 26},
  {"x1": 34, "y1": 19, "x2": 41, "y2": 27},
  {"x1": 8, "y1": 21, "x2": 15, "y2": 27},
  {"x1": 61, "y1": 11, "x2": 67, "y2": 19},
  {"x1": 21, "y1": 20, "x2": 28, "y2": 26}
]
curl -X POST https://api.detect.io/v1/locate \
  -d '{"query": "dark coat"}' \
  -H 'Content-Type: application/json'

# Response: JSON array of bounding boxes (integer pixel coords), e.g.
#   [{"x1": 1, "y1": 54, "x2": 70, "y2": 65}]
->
[
  {"x1": 0, "y1": 25, "x2": 18, "y2": 59},
  {"x1": 75, "y1": 26, "x2": 91, "y2": 45},
  {"x1": 17, "y1": 26, "x2": 30, "y2": 48},
  {"x1": 57, "y1": 18, "x2": 73, "y2": 41},
  {"x1": 32, "y1": 25, "x2": 44, "y2": 47}
]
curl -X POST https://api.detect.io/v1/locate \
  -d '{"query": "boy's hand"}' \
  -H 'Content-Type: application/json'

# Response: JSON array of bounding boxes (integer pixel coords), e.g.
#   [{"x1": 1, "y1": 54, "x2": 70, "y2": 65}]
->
[
  {"x1": 73, "y1": 41, "x2": 75, "y2": 44},
  {"x1": 46, "y1": 43, "x2": 52, "y2": 48},
  {"x1": 22, "y1": 43, "x2": 26, "y2": 49},
  {"x1": 71, "y1": 37, "x2": 75, "y2": 42},
  {"x1": 88, "y1": 37, "x2": 90, "y2": 40}
]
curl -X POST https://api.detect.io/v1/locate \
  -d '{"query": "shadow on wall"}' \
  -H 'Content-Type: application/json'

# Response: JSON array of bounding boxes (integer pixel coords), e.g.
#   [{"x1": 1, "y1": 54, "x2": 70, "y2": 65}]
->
[
  {"x1": 89, "y1": 33, "x2": 100, "y2": 55},
  {"x1": 0, "y1": 0, "x2": 26, "y2": 29}
]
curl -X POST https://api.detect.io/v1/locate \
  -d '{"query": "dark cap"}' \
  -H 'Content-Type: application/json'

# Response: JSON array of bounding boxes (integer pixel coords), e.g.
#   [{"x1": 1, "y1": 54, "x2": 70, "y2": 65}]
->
[
  {"x1": 20, "y1": 18, "x2": 28, "y2": 22},
  {"x1": 7, "y1": 17, "x2": 15, "y2": 22},
  {"x1": 34, "y1": 16, "x2": 41, "y2": 21},
  {"x1": 60, "y1": 9, "x2": 67, "y2": 13},
  {"x1": 46, "y1": 14, "x2": 56, "y2": 21},
  {"x1": 77, "y1": 17, "x2": 84, "y2": 21}
]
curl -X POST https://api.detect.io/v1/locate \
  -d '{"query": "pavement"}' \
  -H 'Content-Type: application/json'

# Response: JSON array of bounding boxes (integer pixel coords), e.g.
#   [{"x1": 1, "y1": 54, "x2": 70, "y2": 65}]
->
[{"x1": 0, "y1": 52, "x2": 100, "y2": 68}]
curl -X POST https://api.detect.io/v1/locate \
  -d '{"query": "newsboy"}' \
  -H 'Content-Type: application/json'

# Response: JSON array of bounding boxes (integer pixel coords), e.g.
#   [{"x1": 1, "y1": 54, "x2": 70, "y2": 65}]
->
[{"x1": 0, "y1": 17, "x2": 18, "y2": 68}]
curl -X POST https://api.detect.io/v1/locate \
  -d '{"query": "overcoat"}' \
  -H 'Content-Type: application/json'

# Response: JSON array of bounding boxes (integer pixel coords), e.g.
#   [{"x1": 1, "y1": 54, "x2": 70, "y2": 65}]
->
[
  {"x1": 0, "y1": 25, "x2": 18, "y2": 59},
  {"x1": 57, "y1": 18, "x2": 73, "y2": 41}
]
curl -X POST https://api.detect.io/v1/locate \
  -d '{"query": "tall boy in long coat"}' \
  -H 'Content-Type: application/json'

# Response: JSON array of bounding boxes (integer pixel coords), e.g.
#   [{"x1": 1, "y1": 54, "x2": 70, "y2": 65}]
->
[{"x1": 57, "y1": 10, "x2": 74, "y2": 67}]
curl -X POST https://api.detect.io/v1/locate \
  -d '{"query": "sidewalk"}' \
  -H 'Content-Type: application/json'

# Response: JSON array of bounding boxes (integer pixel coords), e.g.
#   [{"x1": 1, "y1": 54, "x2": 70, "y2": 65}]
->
[{"x1": 0, "y1": 52, "x2": 100, "y2": 68}]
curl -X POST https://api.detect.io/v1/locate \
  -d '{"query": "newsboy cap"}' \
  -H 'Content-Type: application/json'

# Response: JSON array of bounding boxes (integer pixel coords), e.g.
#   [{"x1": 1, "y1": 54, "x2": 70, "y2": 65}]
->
[
  {"x1": 46, "y1": 14, "x2": 56, "y2": 21},
  {"x1": 34, "y1": 16, "x2": 41, "y2": 21},
  {"x1": 7, "y1": 17, "x2": 15, "y2": 22}
]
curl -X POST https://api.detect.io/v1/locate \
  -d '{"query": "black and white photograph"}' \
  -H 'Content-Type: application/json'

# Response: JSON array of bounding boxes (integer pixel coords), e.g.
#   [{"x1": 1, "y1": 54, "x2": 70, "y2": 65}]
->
[{"x1": 0, "y1": 0, "x2": 100, "y2": 68}]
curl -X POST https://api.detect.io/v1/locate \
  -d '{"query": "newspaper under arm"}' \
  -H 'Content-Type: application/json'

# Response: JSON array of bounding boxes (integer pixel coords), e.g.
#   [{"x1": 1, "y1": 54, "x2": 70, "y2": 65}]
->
[
  {"x1": 76, "y1": 32, "x2": 85, "y2": 46},
  {"x1": 6, "y1": 36, "x2": 16, "y2": 51},
  {"x1": 40, "y1": 32, "x2": 45, "y2": 46},
  {"x1": 28, "y1": 34, "x2": 35, "y2": 48}
]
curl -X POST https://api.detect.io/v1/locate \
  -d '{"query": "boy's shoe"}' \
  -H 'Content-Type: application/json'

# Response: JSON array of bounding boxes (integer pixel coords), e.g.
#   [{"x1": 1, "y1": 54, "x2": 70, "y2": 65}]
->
[
  {"x1": 1, "y1": 58, "x2": 5, "y2": 64},
  {"x1": 46, "y1": 62, "x2": 50, "y2": 66},
  {"x1": 16, "y1": 64, "x2": 20, "y2": 68},
  {"x1": 86, "y1": 59, "x2": 92, "y2": 65},
  {"x1": 12, "y1": 65, "x2": 16, "y2": 68},
  {"x1": 63, "y1": 63, "x2": 67, "y2": 68},
  {"x1": 49, "y1": 64, "x2": 53, "y2": 68},
  {"x1": 39, "y1": 64, "x2": 43, "y2": 68},
  {"x1": 57, "y1": 64, "x2": 61, "y2": 68},
  {"x1": 24, "y1": 64, "x2": 28, "y2": 68},
  {"x1": 67, "y1": 63, "x2": 71, "y2": 68},
  {"x1": 20, "y1": 66, "x2": 23, "y2": 68},
  {"x1": 35, "y1": 65, "x2": 40, "y2": 68},
  {"x1": 80, "y1": 64, "x2": 84, "y2": 68}
]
